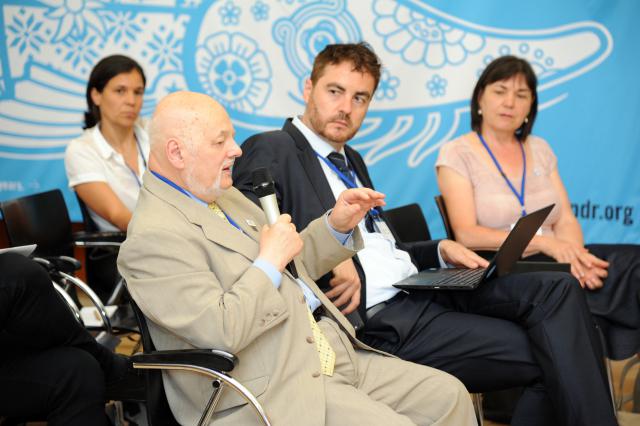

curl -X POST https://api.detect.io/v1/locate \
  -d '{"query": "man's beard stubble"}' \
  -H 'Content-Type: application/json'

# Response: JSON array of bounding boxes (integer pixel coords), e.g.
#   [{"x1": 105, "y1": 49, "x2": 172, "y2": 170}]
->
[
  {"x1": 308, "y1": 104, "x2": 359, "y2": 144},
  {"x1": 184, "y1": 165, "x2": 225, "y2": 201}
]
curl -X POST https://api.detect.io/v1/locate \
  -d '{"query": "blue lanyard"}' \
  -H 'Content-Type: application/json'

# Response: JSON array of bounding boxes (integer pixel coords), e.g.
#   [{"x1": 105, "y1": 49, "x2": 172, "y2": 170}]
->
[
  {"x1": 126, "y1": 136, "x2": 147, "y2": 187},
  {"x1": 314, "y1": 151, "x2": 380, "y2": 221},
  {"x1": 150, "y1": 170, "x2": 241, "y2": 230},
  {"x1": 477, "y1": 132, "x2": 527, "y2": 217}
]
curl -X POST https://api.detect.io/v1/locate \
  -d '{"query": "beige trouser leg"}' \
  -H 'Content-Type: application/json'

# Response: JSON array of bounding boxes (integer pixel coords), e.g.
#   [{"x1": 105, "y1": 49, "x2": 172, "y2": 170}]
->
[{"x1": 319, "y1": 319, "x2": 476, "y2": 426}]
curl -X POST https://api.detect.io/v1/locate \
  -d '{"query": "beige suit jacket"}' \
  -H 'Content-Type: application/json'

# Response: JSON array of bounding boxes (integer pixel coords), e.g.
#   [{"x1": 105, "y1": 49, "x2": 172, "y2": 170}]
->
[{"x1": 118, "y1": 172, "x2": 381, "y2": 425}]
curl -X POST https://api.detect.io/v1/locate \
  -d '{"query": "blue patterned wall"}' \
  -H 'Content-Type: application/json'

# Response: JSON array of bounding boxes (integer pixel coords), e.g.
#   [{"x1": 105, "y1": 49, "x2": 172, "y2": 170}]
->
[{"x1": 1, "y1": 0, "x2": 638, "y2": 243}]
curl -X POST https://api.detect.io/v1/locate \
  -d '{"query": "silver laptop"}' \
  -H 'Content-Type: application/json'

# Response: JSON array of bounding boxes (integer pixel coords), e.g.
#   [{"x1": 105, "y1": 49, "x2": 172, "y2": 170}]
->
[{"x1": 393, "y1": 204, "x2": 554, "y2": 291}]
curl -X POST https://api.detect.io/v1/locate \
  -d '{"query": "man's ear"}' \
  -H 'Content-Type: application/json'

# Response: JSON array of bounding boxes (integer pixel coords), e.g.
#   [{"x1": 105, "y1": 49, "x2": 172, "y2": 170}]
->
[
  {"x1": 165, "y1": 139, "x2": 186, "y2": 169},
  {"x1": 302, "y1": 78, "x2": 313, "y2": 103}
]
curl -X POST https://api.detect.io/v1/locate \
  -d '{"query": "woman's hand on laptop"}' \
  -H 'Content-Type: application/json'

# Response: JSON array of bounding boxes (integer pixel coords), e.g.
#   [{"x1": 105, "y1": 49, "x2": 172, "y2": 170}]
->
[{"x1": 439, "y1": 240, "x2": 490, "y2": 269}]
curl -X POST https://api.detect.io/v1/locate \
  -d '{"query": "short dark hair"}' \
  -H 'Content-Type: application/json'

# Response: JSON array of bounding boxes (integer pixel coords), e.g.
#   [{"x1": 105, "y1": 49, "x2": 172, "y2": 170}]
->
[
  {"x1": 310, "y1": 42, "x2": 382, "y2": 93},
  {"x1": 470, "y1": 55, "x2": 538, "y2": 141},
  {"x1": 83, "y1": 54, "x2": 146, "y2": 129}
]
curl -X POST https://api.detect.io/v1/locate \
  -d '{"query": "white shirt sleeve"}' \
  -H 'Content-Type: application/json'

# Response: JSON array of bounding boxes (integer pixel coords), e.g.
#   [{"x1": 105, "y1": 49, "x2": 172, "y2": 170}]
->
[{"x1": 64, "y1": 129, "x2": 108, "y2": 188}]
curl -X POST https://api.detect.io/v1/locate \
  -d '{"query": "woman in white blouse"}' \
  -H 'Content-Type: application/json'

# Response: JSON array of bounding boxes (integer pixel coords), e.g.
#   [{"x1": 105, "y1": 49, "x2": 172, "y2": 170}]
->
[{"x1": 65, "y1": 54, "x2": 148, "y2": 232}]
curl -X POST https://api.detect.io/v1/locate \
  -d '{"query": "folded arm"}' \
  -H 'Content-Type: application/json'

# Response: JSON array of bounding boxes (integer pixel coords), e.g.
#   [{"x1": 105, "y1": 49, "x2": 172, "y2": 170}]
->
[{"x1": 75, "y1": 182, "x2": 132, "y2": 231}]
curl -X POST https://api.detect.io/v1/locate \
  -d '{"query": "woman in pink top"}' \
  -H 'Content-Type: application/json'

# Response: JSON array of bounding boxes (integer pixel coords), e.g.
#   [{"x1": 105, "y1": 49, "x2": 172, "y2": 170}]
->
[{"x1": 436, "y1": 55, "x2": 638, "y2": 360}]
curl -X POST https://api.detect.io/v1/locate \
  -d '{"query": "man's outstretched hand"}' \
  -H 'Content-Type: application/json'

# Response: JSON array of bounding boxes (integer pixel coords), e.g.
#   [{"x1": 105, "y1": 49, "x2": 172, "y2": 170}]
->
[{"x1": 328, "y1": 188, "x2": 386, "y2": 233}]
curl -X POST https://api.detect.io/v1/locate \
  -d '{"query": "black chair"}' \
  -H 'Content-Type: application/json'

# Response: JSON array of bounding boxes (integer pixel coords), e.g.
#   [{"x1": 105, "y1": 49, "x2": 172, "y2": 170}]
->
[
  {"x1": 434, "y1": 195, "x2": 455, "y2": 240},
  {"x1": 383, "y1": 203, "x2": 431, "y2": 242},
  {"x1": 127, "y1": 288, "x2": 271, "y2": 425},
  {"x1": 0, "y1": 189, "x2": 136, "y2": 336},
  {"x1": 74, "y1": 192, "x2": 127, "y2": 305}
]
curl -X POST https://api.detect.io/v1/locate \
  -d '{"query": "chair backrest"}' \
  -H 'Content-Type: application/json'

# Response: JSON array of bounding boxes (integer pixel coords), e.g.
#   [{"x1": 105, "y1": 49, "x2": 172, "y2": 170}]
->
[
  {"x1": 128, "y1": 294, "x2": 180, "y2": 426},
  {"x1": 73, "y1": 191, "x2": 124, "y2": 303},
  {"x1": 0, "y1": 189, "x2": 74, "y2": 257},
  {"x1": 383, "y1": 203, "x2": 431, "y2": 243},
  {"x1": 434, "y1": 195, "x2": 455, "y2": 240},
  {"x1": 75, "y1": 192, "x2": 99, "y2": 233}
]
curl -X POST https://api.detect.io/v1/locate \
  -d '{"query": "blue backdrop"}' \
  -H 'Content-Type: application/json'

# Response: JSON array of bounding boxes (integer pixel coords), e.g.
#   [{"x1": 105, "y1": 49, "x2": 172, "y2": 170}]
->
[{"x1": 1, "y1": 0, "x2": 638, "y2": 243}]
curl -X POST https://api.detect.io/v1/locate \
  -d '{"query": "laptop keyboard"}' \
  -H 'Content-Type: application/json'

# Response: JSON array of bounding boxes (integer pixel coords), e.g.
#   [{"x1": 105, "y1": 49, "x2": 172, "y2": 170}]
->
[{"x1": 430, "y1": 268, "x2": 486, "y2": 288}]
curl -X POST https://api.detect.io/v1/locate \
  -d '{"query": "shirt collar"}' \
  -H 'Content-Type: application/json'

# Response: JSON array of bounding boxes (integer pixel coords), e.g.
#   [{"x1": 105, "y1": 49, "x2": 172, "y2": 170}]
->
[
  {"x1": 91, "y1": 121, "x2": 147, "y2": 161},
  {"x1": 91, "y1": 125, "x2": 117, "y2": 160},
  {"x1": 292, "y1": 116, "x2": 346, "y2": 158}
]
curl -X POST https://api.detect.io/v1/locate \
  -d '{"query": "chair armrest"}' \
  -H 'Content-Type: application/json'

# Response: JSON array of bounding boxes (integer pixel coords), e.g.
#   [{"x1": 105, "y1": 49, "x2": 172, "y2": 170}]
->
[
  {"x1": 33, "y1": 255, "x2": 82, "y2": 274},
  {"x1": 131, "y1": 349, "x2": 237, "y2": 373},
  {"x1": 73, "y1": 231, "x2": 126, "y2": 247},
  {"x1": 132, "y1": 349, "x2": 270, "y2": 426}
]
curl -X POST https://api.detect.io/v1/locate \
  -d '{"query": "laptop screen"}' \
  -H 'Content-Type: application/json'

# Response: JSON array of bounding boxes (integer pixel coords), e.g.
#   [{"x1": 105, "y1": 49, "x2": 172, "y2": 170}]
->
[{"x1": 482, "y1": 204, "x2": 554, "y2": 280}]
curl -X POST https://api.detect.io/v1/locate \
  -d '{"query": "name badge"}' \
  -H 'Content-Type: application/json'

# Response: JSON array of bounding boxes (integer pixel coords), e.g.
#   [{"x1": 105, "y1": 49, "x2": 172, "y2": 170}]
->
[{"x1": 373, "y1": 217, "x2": 396, "y2": 242}]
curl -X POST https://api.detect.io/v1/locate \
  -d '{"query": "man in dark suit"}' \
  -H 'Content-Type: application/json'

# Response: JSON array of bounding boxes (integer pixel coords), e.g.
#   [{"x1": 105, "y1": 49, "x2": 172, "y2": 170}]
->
[{"x1": 232, "y1": 43, "x2": 617, "y2": 426}]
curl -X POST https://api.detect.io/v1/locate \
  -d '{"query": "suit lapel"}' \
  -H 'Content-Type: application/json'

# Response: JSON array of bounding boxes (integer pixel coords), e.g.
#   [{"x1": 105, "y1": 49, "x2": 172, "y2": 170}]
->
[
  {"x1": 283, "y1": 119, "x2": 336, "y2": 212},
  {"x1": 216, "y1": 189, "x2": 263, "y2": 240},
  {"x1": 345, "y1": 146, "x2": 373, "y2": 189},
  {"x1": 144, "y1": 173, "x2": 259, "y2": 261}
]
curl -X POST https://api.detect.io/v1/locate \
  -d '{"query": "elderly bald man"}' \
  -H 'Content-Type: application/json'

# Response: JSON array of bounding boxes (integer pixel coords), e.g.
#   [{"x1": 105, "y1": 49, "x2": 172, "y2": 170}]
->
[{"x1": 117, "y1": 91, "x2": 475, "y2": 425}]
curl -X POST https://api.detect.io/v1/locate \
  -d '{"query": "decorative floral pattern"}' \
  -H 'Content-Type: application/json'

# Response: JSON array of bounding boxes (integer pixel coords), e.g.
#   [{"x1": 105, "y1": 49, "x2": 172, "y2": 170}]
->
[
  {"x1": 426, "y1": 74, "x2": 447, "y2": 97},
  {"x1": 301, "y1": 20, "x2": 341, "y2": 64},
  {"x1": 375, "y1": 69, "x2": 400, "y2": 100},
  {"x1": 179, "y1": 0, "x2": 202, "y2": 8},
  {"x1": 0, "y1": 59, "x2": 5, "y2": 97},
  {"x1": 7, "y1": 11, "x2": 46, "y2": 55},
  {"x1": 219, "y1": 1, "x2": 241, "y2": 26},
  {"x1": 373, "y1": 0, "x2": 484, "y2": 68},
  {"x1": 196, "y1": 32, "x2": 272, "y2": 112},
  {"x1": 479, "y1": 43, "x2": 557, "y2": 78},
  {"x1": 61, "y1": 34, "x2": 99, "y2": 69},
  {"x1": 0, "y1": 0, "x2": 618, "y2": 189},
  {"x1": 278, "y1": 0, "x2": 314, "y2": 4},
  {"x1": 41, "y1": 0, "x2": 107, "y2": 42},
  {"x1": 273, "y1": 0, "x2": 360, "y2": 94},
  {"x1": 146, "y1": 29, "x2": 182, "y2": 71},
  {"x1": 104, "y1": 11, "x2": 141, "y2": 45},
  {"x1": 251, "y1": 0, "x2": 269, "y2": 21}
]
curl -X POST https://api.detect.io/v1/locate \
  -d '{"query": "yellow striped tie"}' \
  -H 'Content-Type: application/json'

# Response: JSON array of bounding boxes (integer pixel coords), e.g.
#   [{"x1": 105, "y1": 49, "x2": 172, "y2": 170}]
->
[
  {"x1": 306, "y1": 306, "x2": 336, "y2": 376},
  {"x1": 208, "y1": 202, "x2": 229, "y2": 223}
]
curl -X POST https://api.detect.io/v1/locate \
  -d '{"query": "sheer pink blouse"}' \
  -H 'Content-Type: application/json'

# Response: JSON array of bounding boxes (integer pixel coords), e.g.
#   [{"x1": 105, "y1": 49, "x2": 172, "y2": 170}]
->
[{"x1": 436, "y1": 132, "x2": 562, "y2": 236}]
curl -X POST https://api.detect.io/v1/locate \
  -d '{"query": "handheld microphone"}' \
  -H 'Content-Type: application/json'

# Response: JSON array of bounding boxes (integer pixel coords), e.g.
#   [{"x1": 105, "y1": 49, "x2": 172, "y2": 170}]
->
[{"x1": 252, "y1": 167, "x2": 298, "y2": 278}]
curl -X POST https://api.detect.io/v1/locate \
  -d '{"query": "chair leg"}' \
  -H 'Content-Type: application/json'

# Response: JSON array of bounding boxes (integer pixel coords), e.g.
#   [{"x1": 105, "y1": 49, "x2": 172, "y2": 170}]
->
[
  {"x1": 133, "y1": 362, "x2": 271, "y2": 425},
  {"x1": 616, "y1": 355, "x2": 640, "y2": 413},
  {"x1": 594, "y1": 323, "x2": 617, "y2": 417},
  {"x1": 198, "y1": 379, "x2": 223, "y2": 426},
  {"x1": 633, "y1": 357, "x2": 640, "y2": 413},
  {"x1": 604, "y1": 356, "x2": 616, "y2": 414},
  {"x1": 472, "y1": 393, "x2": 484, "y2": 426}
]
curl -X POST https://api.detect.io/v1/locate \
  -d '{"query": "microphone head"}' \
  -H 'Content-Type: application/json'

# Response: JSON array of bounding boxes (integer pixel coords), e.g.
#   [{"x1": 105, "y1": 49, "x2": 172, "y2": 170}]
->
[{"x1": 252, "y1": 167, "x2": 275, "y2": 198}]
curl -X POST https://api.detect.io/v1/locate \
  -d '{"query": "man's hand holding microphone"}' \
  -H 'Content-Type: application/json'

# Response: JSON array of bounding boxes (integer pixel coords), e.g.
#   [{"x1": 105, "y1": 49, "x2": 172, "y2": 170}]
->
[{"x1": 252, "y1": 167, "x2": 385, "y2": 273}]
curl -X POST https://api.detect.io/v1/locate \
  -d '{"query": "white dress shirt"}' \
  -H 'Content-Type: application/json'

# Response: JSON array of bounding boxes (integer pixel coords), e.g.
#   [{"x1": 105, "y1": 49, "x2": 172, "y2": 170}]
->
[
  {"x1": 292, "y1": 116, "x2": 422, "y2": 308},
  {"x1": 65, "y1": 119, "x2": 150, "y2": 231}
]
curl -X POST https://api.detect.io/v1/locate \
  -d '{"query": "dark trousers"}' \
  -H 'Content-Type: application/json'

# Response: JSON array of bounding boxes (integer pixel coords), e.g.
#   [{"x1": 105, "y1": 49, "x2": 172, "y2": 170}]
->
[
  {"x1": 569, "y1": 244, "x2": 638, "y2": 360},
  {"x1": 362, "y1": 271, "x2": 616, "y2": 426},
  {"x1": 0, "y1": 252, "x2": 110, "y2": 425}
]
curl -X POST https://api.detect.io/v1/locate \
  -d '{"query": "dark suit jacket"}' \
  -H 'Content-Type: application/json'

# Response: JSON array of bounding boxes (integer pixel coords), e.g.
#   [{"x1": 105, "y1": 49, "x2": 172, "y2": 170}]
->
[{"x1": 233, "y1": 118, "x2": 441, "y2": 320}]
